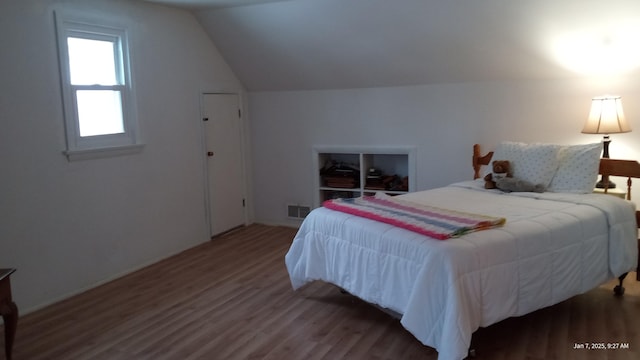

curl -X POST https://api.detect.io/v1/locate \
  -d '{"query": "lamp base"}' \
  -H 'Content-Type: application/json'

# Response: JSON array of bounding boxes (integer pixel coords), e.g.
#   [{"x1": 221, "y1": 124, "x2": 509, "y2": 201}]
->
[{"x1": 595, "y1": 177, "x2": 616, "y2": 189}]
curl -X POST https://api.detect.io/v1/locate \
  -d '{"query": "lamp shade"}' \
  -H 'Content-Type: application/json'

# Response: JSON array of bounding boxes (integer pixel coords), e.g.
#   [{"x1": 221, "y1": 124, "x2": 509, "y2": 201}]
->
[{"x1": 582, "y1": 96, "x2": 631, "y2": 134}]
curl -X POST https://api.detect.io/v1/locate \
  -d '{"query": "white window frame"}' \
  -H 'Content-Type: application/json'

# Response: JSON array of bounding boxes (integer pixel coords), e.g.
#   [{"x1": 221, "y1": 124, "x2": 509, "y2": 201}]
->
[{"x1": 55, "y1": 11, "x2": 143, "y2": 161}]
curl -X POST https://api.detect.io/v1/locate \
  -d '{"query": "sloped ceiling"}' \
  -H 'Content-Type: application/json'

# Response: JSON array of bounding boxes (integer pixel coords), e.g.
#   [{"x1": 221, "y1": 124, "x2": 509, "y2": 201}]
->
[
  {"x1": 144, "y1": 0, "x2": 640, "y2": 92},
  {"x1": 143, "y1": 0, "x2": 291, "y2": 10}
]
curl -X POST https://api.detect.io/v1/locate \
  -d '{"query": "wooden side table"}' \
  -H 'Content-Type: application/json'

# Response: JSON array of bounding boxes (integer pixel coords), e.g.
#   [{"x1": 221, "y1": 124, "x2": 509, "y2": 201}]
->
[
  {"x1": 593, "y1": 187, "x2": 627, "y2": 199},
  {"x1": 0, "y1": 269, "x2": 17, "y2": 360}
]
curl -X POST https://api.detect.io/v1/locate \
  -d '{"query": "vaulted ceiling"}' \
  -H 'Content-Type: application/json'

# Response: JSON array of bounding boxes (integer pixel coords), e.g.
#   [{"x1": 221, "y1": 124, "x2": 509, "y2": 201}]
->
[{"x1": 143, "y1": 0, "x2": 640, "y2": 92}]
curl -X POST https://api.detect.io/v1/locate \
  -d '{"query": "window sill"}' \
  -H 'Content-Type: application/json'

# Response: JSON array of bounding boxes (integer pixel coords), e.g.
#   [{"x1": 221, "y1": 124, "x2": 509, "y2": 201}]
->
[{"x1": 64, "y1": 143, "x2": 145, "y2": 161}]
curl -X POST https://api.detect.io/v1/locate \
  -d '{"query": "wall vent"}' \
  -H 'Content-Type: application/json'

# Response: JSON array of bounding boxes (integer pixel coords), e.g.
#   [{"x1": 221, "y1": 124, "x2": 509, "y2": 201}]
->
[{"x1": 287, "y1": 204, "x2": 311, "y2": 219}]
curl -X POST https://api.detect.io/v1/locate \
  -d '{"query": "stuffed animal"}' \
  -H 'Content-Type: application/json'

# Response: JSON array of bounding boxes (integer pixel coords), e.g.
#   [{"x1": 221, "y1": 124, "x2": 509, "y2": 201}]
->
[
  {"x1": 484, "y1": 160, "x2": 512, "y2": 189},
  {"x1": 495, "y1": 177, "x2": 545, "y2": 193}
]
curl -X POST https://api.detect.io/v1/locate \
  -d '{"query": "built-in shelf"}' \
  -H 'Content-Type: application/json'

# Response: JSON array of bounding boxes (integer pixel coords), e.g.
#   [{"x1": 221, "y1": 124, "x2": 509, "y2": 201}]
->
[{"x1": 313, "y1": 146, "x2": 416, "y2": 208}]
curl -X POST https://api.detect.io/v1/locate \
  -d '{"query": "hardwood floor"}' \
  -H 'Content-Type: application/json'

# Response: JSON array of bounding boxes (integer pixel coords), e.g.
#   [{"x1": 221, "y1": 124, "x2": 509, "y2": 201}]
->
[{"x1": 3, "y1": 224, "x2": 639, "y2": 359}]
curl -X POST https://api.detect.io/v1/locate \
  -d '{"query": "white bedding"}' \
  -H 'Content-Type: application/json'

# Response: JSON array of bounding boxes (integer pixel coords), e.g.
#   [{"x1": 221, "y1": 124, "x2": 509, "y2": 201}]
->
[{"x1": 285, "y1": 180, "x2": 638, "y2": 360}]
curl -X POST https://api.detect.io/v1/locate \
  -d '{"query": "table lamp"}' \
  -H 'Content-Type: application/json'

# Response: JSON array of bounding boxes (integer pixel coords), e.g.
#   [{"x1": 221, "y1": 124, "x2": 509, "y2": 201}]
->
[{"x1": 582, "y1": 95, "x2": 631, "y2": 188}]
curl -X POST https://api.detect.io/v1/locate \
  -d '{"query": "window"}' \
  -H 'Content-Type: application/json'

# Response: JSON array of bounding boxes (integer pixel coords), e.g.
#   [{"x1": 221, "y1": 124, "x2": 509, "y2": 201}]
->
[{"x1": 55, "y1": 11, "x2": 142, "y2": 160}]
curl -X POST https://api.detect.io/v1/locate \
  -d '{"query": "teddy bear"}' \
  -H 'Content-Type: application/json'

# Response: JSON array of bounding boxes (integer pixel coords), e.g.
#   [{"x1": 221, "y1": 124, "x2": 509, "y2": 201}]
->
[
  {"x1": 484, "y1": 159, "x2": 546, "y2": 193},
  {"x1": 484, "y1": 160, "x2": 512, "y2": 189}
]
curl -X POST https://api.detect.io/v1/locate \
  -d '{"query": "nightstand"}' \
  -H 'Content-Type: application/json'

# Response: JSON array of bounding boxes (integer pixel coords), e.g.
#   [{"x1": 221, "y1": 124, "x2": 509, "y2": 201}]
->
[{"x1": 593, "y1": 187, "x2": 627, "y2": 199}]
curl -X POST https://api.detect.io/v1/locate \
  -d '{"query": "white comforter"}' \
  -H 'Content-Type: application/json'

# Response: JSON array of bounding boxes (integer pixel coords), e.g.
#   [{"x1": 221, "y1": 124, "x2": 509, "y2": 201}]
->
[{"x1": 285, "y1": 180, "x2": 638, "y2": 360}]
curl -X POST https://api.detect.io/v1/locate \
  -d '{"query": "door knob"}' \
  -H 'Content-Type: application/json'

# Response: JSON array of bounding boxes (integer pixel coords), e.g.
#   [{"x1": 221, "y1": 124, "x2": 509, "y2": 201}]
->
[{"x1": 207, "y1": 151, "x2": 214, "y2": 157}]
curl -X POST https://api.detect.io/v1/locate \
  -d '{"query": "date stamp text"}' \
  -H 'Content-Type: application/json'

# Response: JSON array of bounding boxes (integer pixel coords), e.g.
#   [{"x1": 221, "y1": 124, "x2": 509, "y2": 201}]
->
[{"x1": 573, "y1": 342, "x2": 630, "y2": 350}]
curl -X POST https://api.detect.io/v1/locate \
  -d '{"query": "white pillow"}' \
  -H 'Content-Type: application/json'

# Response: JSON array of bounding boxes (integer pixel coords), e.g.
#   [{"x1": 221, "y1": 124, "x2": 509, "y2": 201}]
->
[
  {"x1": 548, "y1": 143, "x2": 602, "y2": 194},
  {"x1": 492, "y1": 141, "x2": 560, "y2": 187}
]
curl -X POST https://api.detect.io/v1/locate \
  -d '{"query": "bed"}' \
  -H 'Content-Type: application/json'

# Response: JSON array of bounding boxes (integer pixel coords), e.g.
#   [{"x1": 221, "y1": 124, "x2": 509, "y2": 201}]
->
[{"x1": 285, "y1": 142, "x2": 640, "y2": 360}]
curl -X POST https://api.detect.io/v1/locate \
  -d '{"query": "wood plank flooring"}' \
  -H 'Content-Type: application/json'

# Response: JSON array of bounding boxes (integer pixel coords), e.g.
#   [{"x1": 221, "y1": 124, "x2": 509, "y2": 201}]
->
[{"x1": 3, "y1": 224, "x2": 639, "y2": 359}]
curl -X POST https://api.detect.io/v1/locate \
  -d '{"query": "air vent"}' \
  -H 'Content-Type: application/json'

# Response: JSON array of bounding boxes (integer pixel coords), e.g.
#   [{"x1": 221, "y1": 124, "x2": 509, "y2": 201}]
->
[{"x1": 287, "y1": 204, "x2": 311, "y2": 219}]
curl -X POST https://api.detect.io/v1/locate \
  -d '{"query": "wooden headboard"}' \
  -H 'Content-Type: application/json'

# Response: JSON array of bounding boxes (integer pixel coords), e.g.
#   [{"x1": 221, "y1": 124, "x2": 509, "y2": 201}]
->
[
  {"x1": 472, "y1": 144, "x2": 493, "y2": 180},
  {"x1": 472, "y1": 143, "x2": 640, "y2": 201}
]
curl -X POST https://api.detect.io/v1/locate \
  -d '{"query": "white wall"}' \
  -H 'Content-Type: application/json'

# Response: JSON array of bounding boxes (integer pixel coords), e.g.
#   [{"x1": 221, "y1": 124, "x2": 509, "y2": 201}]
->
[
  {"x1": 0, "y1": 0, "x2": 245, "y2": 312},
  {"x1": 249, "y1": 76, "x2": 640, "y2": 226}
]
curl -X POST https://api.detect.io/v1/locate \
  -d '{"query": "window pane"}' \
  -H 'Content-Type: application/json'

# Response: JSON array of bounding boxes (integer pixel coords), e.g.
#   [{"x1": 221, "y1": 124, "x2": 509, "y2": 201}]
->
[
  {"x1": 76, "y1": 90, "x2": 124, "y2": 137},
  {"x1": 67, "y1": 37, "x2": 118, "y2": 85}
]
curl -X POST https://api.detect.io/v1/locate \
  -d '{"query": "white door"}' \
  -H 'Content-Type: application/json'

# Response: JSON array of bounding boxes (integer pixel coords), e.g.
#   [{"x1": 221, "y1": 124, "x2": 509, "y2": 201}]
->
[{"x1": 203, "y1": 93, "x2": 245, "y2": 237}]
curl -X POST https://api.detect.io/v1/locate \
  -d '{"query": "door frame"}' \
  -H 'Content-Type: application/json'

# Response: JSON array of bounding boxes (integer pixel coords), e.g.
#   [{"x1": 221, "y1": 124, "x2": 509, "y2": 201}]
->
[{"x1": 199, "y1": 91, "x2": 249, "y2": 238}]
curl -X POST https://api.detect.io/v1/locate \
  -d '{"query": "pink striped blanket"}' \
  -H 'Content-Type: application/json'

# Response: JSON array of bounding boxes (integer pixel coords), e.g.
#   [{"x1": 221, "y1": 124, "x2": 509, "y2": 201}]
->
[{"x1": 323, "y1": 195, "x2": 506, "y2": 240}]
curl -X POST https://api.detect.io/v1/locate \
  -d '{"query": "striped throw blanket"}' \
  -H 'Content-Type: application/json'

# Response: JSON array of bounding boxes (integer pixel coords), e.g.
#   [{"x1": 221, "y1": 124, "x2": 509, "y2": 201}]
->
[{"x1": 323, "y1": 194, "x2": 506, "y2": 240}]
